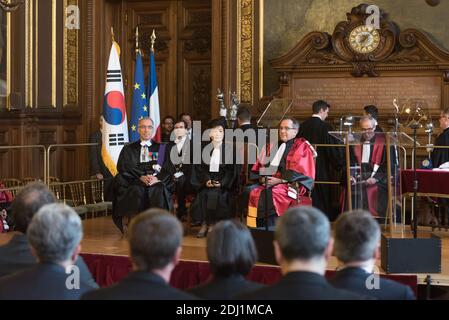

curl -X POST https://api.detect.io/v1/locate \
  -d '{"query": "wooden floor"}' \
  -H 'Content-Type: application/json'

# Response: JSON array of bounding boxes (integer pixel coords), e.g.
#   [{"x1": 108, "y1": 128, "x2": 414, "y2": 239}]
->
[{"x1": 2, "y1": 215, "x2": 449, "y2": 286}]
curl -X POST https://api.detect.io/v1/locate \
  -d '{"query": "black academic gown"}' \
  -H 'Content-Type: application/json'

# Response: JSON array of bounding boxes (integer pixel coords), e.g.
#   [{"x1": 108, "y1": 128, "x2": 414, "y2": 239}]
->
[
  {"x1": 112, "y1": 140, "x2": 173, "y2": 232},
  {"x1": 190, "y1": 142, "x2": 239, "y2": 224},
  {"x1": 89, "y1": 130, "x2": 114, "y2": 201},
  {"x1": 298, "y1": 117, "x2": 344, "y2": 221},
  {"x1": 166, "y1": 138, "x2": 194, "y2": 217},
  {"x1": 432, "y1": 127, "x2": 449, "y2": 168}
]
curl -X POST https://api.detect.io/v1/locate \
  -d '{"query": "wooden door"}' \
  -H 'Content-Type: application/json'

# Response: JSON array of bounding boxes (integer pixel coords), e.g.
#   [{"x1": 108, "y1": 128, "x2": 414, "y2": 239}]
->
[{"x1": 123, "y1": 0, "x2": 211, "y2": 123}]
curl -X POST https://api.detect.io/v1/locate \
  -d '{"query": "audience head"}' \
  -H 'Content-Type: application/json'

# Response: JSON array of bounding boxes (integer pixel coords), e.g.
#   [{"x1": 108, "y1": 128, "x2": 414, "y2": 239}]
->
[
  {"x1": 334, "y1": 210, "x2": 381, "y2": 265},
  {"x1": 279, "y1": 117, "x2": 299, "y2": 142},
  {"x1": 275, "y1": 207, "x2": 332, "y2": 269},
  {"x1": 179, "y1": 113, "x2": 193, "y2": 130},
  {"x1": 162, "y1": 116, "x2": 175, "y2": 134},
  {"x1": 207, "y1": 220, "x2": 258, "y2": 278},
  {"x1": 128, "y1": 209, "x2": 183, "y2": 273},
  {"x1": 312, "y1": 100, "x2": 330, "y2": 120},
  {"x1": 138, "y1": 117, "x2": 154, "y2": 142},
  {"x1": 27, "y1": 203, "x2": 82, "y2": 265},
  {"x1": 439, "y1": 108, "x2": 449, "y2": 130},
  {"x1": 11, "y1": 182, "x2": 56, "y2": 234},
  {"x1": 237, "y1": 106, "x2": 251, "y2": 126}
]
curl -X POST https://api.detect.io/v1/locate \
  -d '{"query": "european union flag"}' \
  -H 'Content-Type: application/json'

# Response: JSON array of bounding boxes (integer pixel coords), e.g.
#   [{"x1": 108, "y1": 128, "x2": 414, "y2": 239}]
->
[{"x1": 129, "y1": 51, "x2": 148, "y2": 142}]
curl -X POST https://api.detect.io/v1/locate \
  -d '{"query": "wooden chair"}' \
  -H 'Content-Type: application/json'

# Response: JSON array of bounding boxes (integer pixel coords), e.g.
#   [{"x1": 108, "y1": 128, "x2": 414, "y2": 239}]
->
[
  {"x1": 1, "y1": 179, "x2": 22, "y2": 197},
  {"x1": 235, "y1": 142, "x2": 259, "y2": 222},
  {"x1": 90, "y1": 177, "x2": 112, "y2": 217},
  {"x1": 68, "y1": 182, "x2": 90, "y2": 219},
  {"x1": 22, "y1": 177, "x2": 42, "y2": 185}
]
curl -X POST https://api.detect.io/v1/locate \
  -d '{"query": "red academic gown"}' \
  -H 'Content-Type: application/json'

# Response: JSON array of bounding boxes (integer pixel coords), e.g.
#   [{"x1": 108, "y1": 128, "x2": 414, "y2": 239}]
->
[
  {"x1": 343, "y1": 135, "x2": 385, "y2": 217},
  {"x1": 247, "y1": 138, "x2": 316, "y2": 228}
]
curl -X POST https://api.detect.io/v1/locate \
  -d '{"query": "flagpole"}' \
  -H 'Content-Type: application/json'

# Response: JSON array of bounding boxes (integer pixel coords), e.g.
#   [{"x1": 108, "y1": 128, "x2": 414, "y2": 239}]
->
[
  {"x1": 151, "y1": 29, "x2": 156, "y2": 52},
  {"x1": 135, "y1": 26, "x2": 140, "y2": 54}
]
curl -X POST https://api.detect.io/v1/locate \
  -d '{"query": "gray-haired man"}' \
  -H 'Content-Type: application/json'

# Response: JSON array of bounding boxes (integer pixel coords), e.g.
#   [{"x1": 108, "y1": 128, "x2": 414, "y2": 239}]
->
[{"x1": 0, "y1": 204, "x2": 96, "y2": 299}]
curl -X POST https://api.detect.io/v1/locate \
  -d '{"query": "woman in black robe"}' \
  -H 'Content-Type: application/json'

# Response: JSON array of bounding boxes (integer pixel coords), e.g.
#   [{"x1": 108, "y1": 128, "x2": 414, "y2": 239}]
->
[{"x1": 190, "y1": 121, "x2": 239, "y2": 238}]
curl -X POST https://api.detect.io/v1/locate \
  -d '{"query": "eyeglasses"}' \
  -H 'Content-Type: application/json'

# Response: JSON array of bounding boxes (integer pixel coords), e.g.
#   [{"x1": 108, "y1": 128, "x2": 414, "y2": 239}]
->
[
  {"x1": 279, "y1": 127, "x2": 296, "y2": 131},
  {"x1": 174, "y1": 126, "x2": 185, "y2": 129},
  {"x1": 139, "y1": 125, "x2": 154, "y2": 130},
  {"x1": 361, "y1": 127, "x2": 374, "y2": 132}
]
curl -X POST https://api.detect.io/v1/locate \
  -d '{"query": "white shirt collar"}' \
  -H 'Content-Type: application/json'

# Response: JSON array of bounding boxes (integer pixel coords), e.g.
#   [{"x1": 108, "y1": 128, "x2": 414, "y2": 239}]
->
[
  {"x1": 140, "y1": 140, "x2": 152, "y2": 147},
  {"x1": 175, "y1": 136, "x2": 187, "y2": 144}
]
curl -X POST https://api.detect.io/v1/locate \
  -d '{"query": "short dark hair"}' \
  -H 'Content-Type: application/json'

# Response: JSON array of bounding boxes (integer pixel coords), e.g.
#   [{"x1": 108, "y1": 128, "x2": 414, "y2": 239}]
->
[
  {"x1": 334, "y1": 210, "x2": 381, "y2": 264},
  {"x1": 312, "y1": 100, "x2": 330, "y2": 114},
  {"x1": 275, "y1": 207, "x2": 330, "y2": 261},
  {"x1": 364, "y1": 105, "x2": 379, "y2": 120},
  {"x1": 208, "y1": 119, "x2": 225, "y2": 129},
  {"x1": 207, "y1": 220, "x2": 257, "y2": 277},
  {"x1": 179, "y1": 113, "x2": 192, "y2": 121},
  {"x1": 442, "y1": 108, "x2": 449, "y2": 117},
  {"x1": 174, "y1": 119, "x2": 188, "y2": 128},
  {"x1": 163, "y1": 116, "x2": 175, "y2": 123},
  {"x1": 237, "y1": 106, "x2": 251, "y2": 122},
  {"x1": 11, "y1": 182, "x2": 57, "y2": 233},
  {"x1": 129, "y1": 209, "x2": 183, "y2": 271},
  {"x1": 280, "y1": 117, "x2": 300, "y2": 130}
]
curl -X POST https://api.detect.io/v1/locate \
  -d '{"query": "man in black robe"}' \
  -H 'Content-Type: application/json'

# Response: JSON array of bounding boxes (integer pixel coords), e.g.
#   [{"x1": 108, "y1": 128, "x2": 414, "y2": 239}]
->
[
  {"x1": 364, "y1": 105, "x2": 384, "y2": 133},
  {"x1": 297, "y1": 100, "x2": 344, "y2": 221},
  {"x1": 432, "y1": 109, "x2": 449, "y2": 168},
  {"x1": 166, "y1": 119, "x2": 193, "y2": 220},
  {"x1": 112, "y1": 118, "x2": 173, "y2": 233},
  {"x1": 89, "y1": 116, "x2": 113, "y2": 201},
  {"x1": 431, "y1": 109, "x2": 449, "y2": 225}
]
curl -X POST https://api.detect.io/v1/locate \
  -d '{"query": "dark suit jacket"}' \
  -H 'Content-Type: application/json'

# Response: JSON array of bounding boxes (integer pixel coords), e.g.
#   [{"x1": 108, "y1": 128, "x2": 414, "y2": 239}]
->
[
  {"x1": 0, "y1": 262, "x2": 96, "y2": 300},
  {"x1": 239, "y1": 271, "x2": 364, "y2": 300},
  {"x1": 188, "y1": 274, "x2": 264, "y2": 300},
  {"x1": 89, "y1": 130, "x2": 112, "y2": 178},
  {"x1": 81, "y1": 271, "x2": 196, "y2": 300},
  {"x1": 329, "y1": 267, "x2": 415, "y2": 300},
  {"x1": 0, "y1": 233, "x2": 98, "y2": 288}
]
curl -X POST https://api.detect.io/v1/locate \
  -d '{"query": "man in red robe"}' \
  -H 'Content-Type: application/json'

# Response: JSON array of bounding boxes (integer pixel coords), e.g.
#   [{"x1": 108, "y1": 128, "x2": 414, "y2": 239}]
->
[
  {"x1": 345, "y1": 116, "x2": 387, "y2": 218},
  {"x1": 246, "y1": 117, "x2": 316, "y2": 229}
]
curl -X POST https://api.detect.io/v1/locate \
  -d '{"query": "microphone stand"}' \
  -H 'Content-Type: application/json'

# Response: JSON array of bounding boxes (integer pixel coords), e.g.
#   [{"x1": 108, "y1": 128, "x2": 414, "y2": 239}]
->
[
  {"x1": 409, "y1": 121, "x2": 420, "y2": 239},
  {"x1": 264, "y1": 124, "x2": 270, "y2": 232}
]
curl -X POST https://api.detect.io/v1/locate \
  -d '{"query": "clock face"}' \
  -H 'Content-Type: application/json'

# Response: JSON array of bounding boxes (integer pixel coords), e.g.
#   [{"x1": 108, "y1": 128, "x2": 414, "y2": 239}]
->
[{"x1": 348, "y1": 25, "x2": 381, "y2": 54}]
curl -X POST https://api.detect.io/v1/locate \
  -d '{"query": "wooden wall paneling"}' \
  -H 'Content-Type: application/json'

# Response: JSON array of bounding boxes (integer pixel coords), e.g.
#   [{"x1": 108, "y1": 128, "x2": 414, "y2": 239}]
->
[
  {"x1": 125, "y1": 1, "x2": 177, "y2": 120},
  {"x1": 178, "y1": 0, "x2": 212, "y2": 123}
]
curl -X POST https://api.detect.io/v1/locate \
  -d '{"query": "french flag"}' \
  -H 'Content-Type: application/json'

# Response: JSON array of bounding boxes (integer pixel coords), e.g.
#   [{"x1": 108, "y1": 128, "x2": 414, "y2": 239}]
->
[{"x1": 147, "y1": 50, "x2": 161, "y2": 142}]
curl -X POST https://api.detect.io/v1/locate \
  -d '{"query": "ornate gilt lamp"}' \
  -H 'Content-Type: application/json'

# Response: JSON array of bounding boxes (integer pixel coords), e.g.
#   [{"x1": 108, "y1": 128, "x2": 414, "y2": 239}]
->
[
  {"x1": 0, "y1": 0, "x2": 23, "y2": 12},
  {"x1": 217, "y1": 89, "x2": 240, "y2": 128}
]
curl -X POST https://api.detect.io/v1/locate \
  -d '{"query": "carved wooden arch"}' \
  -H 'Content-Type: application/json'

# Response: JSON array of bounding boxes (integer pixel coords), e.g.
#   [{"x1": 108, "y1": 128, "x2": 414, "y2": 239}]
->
[
  {"x1": 270, "y1": 29, "x2": 449, "y2": 77},
  {"x1": 263, "y1": 4, "x2": 449, "y2": 124}
]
